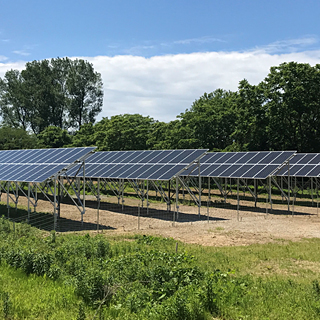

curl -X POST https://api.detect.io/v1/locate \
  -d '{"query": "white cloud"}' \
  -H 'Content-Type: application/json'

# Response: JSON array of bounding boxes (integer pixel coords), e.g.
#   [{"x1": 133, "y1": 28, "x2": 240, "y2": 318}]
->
[
  {"x1": 1, "y1": 48, "x2": 320, "y2": 123},
  {"x1": 84, "y1": 49, "x2": 320, "y2": 122}
]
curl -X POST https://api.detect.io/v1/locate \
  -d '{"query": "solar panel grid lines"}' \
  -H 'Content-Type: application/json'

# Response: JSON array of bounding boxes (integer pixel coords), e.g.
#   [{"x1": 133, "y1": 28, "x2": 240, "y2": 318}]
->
[
  {"x1": 275, "y1": 153, "x2": 320, "y2": 177},
  {"x1": 0, "y1": 147, "x2": 96, "y2": 183},
  {"x1": 67, "y1": 149, "x2": 208, "y2": 181},
  {"x1": 182, "y1": 151, "x2": 296, "y2": 179}
]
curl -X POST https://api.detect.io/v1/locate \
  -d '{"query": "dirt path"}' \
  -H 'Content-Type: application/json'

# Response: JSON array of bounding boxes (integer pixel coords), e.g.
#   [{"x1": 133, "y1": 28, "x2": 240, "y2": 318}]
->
[{"x1": 11, "y1": 193, "x2": 320, "y2": 247}]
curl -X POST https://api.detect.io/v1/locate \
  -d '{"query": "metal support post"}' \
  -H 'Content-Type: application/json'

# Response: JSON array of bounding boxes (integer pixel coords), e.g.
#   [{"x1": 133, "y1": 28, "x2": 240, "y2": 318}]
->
[
  {"x1": 317, "y1": 177, "x2": 319, "y2": 217},
  {"x1": 287, "y1": 160, "x2": 291, "y2": 213},
  {"x1": 53, "y1": 179, "x2": 57, "y2": 231},
  {"x1": 311, "y1": 177, "x2": 314, "y2": 206},
  {"x1": 7, "y1": 181, "x2": 10, "y2": 218},
  {"x1": 28, "y1": 183, "x2": 31, "y2": 223},
  {"x1": 121, "y1": 179, "x2": 124, "y2": 211},
  {"x1": 168, "y1": 181, "x2": 171, "y2": 212},
  {"x1": 198, "y1": 161, "x2": 201, "y2": 216},
  {"x1": 146, "y1": 180, "x2": 149, "y2": 216},
  {"x1": 176, "y1": 176, "x2": 179, "y2": 221},
  {"x1": 207, "y1": 177, "x2": 210, "y2": 223},
  {"x1": 82, "y1": 161, "x2": 86, "y2": 226},
  {"x1": 237, "y1": 178, "x2": 240, "y2": 221},
  {"x1": 292, "y1": 177, "x2": 296, "y2": 216},
  {"x1": 97, "y1": 178, "x2": 100, "y2": 232},
  {"x1": 254, "y1": 179, "x2": 257, "y2": 207},
  {"x1": 269, "y1": 176, "x2": 272, "y2": 212}
]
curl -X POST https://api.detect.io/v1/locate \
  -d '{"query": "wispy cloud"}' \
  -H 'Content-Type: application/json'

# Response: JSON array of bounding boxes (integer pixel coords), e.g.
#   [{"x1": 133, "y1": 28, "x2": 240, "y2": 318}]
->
[
  {"x1": 123, "y1": 45, "x2": 155, "y2": 55},
  {"x1": 12, "y1": 44, "x2": 38, "y2": 57},
  {"x1": 173, "y1": 36, "x2": 226, "y2": 45},
  {"x1": 13, "y1": 49, "x2": 31, "y2": 56},
  {"x1": 252, "y1": 36, "x2": 318, "y2": 54},
  {"x1": 0, "y1": 55, "x2": 8, "y2": 62}
]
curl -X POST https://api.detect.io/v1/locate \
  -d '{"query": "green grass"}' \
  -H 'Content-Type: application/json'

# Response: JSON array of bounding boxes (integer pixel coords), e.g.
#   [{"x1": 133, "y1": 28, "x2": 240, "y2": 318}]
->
[
  {"x1": 0, "y1": 265, "x2": 94, "y2": 320},
  {"x1": 2, "y1": 215, "x2": 320, "y2": 319}
]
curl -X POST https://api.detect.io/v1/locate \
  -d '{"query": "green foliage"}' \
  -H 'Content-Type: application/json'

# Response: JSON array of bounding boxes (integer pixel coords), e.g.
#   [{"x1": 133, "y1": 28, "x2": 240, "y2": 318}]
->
[
  {"x1": 179, "y1": 89, "x2": 238, "y2": 151},
  {"x1": 37, "y1": 125, "x2": 72, "y2": 148},
  {"x1": 0, "y1": 57, "x2": 103, "y2": 134},
  {"x1": 95, "y1": 114, "x2": 155, "y2": 151},
  {"x1": 0, "y1": 126, "x2": 37, "y2": 150}
]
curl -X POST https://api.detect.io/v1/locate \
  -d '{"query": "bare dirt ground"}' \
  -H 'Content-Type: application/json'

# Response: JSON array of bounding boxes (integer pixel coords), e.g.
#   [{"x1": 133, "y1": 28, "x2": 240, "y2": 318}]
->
[{"x1": 11, "y1": 193, "x2": 320, "y2": 247}]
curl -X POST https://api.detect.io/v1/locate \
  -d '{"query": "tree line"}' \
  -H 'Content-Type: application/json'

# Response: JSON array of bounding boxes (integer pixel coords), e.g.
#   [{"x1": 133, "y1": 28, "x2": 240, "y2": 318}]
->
[{"x1": 1, "y1": 60, "x2": 320, "y2": 152}]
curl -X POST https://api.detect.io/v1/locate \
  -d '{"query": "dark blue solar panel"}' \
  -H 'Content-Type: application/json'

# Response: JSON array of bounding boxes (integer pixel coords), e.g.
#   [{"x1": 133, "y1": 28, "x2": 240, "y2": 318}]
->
[
  {"x1": 307, "y1": 166, "x2": 320, "y2": 177},
  {"x1": 258, "y1": 152, "x2": 281, "y2": 164},
  {"x1": 248, "y1": 152, "x2": 269, "y2": 164},
  {"x1": 147, "y1": 165, "x2": 173, "y2": 180},
  {"x1": 213, "y1": 153, "x2": 229, "y2": 163},
  {"x1": 201, "y1": 153, "x2": 220, "y2": 163},
  {"x1": 293, "y1": 165, "x2": 314, "y2": 177},
  {"x1": 269, "y1": 152, "x2": 292, "y2": 164},
  {"x1": 218, "y1": 165, "x2": 242, "y2": 177},
  {"x1": 308, "y1": 154, "x2": 320, "y2": 164},
  {"x1": 254, "y1": 165, "x2": 279, "y2": 179},
  {"x1": 95, "y1": 152, "x2": 120, "y2": 163},
  {"x1": 167, "y1": 150, "x2": 193, "y2": 163},
  {"x1": 159, "y1": 164, "x2": 187, "y2": 180},
  {"x1": 112, "y1": 164, "x2": 138, "y2": 178},
  {"x1": 201, "y1": 164, "x2": 220, "y2": 176},
  {"x1": 126, "y1": 164, "x2": 151, "y2": 179},
  {"x1": 108, "y1": 152, "x2": 128, "y2": 163},
  {"x1": 126, "y1": 151, "x2": 148, "y2": 163},
  {"x1": 298, "y1": 154, "x2": 317, "y2": 164},
  {"x1": 207, "y1": 165, "x2": 228, "y2": 177},
  {"x1": 286, "y1": 164, "x2": 304, "y2": 175},
  {"x1": 214, "y1": 164, "x2": 234, "y2": 176},
  {"x1": 241, "y1": 165, "x2": 265, "y2": 178},
  {"x1": 229, "y1": 165, "x2": 252, "y2": 178},
  {"x1": 65, "y1": 149, "x2": 207, "y2": 180},
  {"x1": 137, "y1": 165, "x2": 163, "y2": 180},
  {"x1": 236, "y1": 153, "x2": 256, "y2": 163},
  {"x1": 183, "y1": 151, "x2": 295, "y2": 179},
  {"x1": 0, "y1": 147, "x2": 95, "y2": 182},
  {"x1": 136, "y1": 151, "x2": 157, "y2": 163},
  {"x1": 147, "y1": 150, "x2": 172, "y2": 164}
]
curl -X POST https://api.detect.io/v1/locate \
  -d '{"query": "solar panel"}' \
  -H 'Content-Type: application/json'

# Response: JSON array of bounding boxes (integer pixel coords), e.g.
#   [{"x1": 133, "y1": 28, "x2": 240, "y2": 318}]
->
[
  {"x1": 276, "y1": 153, "x2": 320, "y2": 177},
  {"x1": 0, "y1": 147, "x2": 95, "y2": 183},
  {"x1": 183, "y1": 151, "x2": 295, "y2": 179},
  {"x1": 66, "y1": 149, "x2": 208, "y2": 181}
]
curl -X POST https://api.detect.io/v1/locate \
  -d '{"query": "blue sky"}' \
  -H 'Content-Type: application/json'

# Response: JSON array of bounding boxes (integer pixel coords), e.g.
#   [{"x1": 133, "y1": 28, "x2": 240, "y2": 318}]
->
[{"x1": 1, "y1": 0, "x2": 320, "y2": 122}]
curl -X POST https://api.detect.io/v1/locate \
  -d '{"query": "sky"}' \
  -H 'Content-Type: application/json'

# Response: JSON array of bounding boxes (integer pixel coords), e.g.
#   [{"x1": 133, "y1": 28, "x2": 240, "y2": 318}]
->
[{"x1": 1, "y1": 0, "x2": 320, "y2": 122}]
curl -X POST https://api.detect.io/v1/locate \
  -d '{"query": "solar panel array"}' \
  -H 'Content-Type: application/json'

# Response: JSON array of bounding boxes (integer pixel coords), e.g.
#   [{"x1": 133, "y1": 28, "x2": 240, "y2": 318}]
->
[
  {"x1": 67, "y1": 149, "x2": 207, "y2": 181},
  {"x1": 183, "y1": 151, "x2": 295, "y2": 179},
  {"x1": 0, "y1": 147, "x2": 95, "y2": 183},
  {"x1": 276, "y1": 153, "x2": 320, "y2": 177}
]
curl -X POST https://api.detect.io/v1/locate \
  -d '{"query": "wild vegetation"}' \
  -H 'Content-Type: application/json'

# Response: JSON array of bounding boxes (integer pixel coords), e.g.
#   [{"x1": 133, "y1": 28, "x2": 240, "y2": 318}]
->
[
  {"x1": 1, "y1": 61, "x2": 320, "y2": 152},
  {"x1": 1, "y1": 213, "x2": 320, "y2": 319}
]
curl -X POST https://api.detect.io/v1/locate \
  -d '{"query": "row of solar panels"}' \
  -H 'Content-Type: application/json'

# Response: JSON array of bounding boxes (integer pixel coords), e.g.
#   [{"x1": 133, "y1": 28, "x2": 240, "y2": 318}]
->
[{"x1": 1, "y1": 148, "x2": 320, "y2": 183}]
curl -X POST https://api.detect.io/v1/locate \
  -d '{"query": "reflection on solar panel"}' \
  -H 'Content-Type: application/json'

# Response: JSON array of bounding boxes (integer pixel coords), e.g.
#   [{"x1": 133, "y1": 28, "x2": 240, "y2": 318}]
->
[
  {"x1": 0, "y1": 147, "x2": 95, "y2": 183},
  {"x1": 183, "y1": 151, "x2": 295, "y2": 179},
  {"x1": 276, "y1": 153, "x2": 320, "y2": 177},
  {"x1": 67, "y1": 149, "x2": 208, "y2": 180}
]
